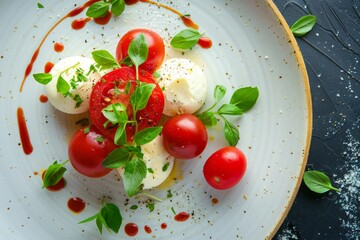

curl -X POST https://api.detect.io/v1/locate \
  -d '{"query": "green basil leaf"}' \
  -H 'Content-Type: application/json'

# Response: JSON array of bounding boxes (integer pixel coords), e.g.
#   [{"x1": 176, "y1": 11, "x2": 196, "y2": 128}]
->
[
  {"x1": 100, "y1": 203, "x2": 122, "y2": 233},
  {"x1": 42, "y1": 160, "x2": 69, "y2": 188},
  {"x1": 128, "y1": 34, "x2": 149, "y2": 68},
  {"x1": 120, "y1": 56, "x2": 134, "y2": 66},
  {"x1": 86, "y1": 2, "x2": 110, "y2": 18},
  {"x1": 96, "y1": 216, "x2": 104, "y2": 234},
  {"x1": 92, "y1": 50, "x2": 120, "y2": 70},
  {"x1": 123, "y1": 157, "x2": 147, "y2": 196},
  {"x1": 114, "y1": 123, "x2": 127, "y2": 146},
  {"x1": 130, "y1": 83, "x2": 155, "y2": 112},
  {"x1": 290, "y1": 15, "x2": 317, "y2": 37},
  {"x1": 56, "y1": 75, "x2": 70, "y2": 96},
  {"x1": 224, "y1": 120, "x2": 239, "y2": 146},
  {"x1": 78, "y1": 213, "x2": 98, "y2": 224},
  {"x1": 230, "y1": 87, "x2": 259, "y2": 112},
  {"x1": 33, "y1": 73, "x2": 52, "y2": 85},
  {"x1": 134, "y1": 126, "x2": 162, "y2": 145},
  {"x1": 102, "y1": 148, "x2": 132, "y2": 169},
  {"x1": 111, "y1": 0, "x2": 125, "y2": 17},
  {"x1": 170, "y1": 28, "x2": 201, "y2": 49},
  {"x1": 146, "y1": 202, "x2": 155, "y2": 212},
  {"x1": 218, "y1": 104, "x2": 243, "y2": 116},
  {"x1": 197, "y1": 112, "x2": 218, "y2": 127},
  {"x1": 303, "y1": 170, "x2": 340, "y2": 193},
  {"x1": 214, "y1": 85, "x2": 226, "y2": 103}
]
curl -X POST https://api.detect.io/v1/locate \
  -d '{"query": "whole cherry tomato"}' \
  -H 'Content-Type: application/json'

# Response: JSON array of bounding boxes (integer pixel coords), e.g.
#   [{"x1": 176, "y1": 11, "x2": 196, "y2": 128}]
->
[
  {"x1": 203, "y1": 147, "x2": 247, "y2": 190},
  {"x1": 116, "y1": 28, "x2": 165, "y2": 73},
  {"x1": 162, "y1": 114, "x2": 208, "y2": 159},
  {"x1": 68, "y1": 126, "x2": 117, "y2": 178}
]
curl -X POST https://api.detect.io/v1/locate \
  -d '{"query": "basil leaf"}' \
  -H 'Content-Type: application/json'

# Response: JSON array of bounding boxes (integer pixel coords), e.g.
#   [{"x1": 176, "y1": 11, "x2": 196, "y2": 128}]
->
[
  {"x1": 218, "y1": 104, "x2": 243, "y2": 116},
  {"x1": 103, "y1": 148, "x2": 132, "y2": 169},
  {"x1": 42, "y1": 160, "x2": 68, "y2": 188},
  {"x1": 33, "y1": 73, "x2": 52, "y2": 85},
  {"x1": 224, "y1": 120, "x2": 239, "y2": 146},
  {"x1": 111, "y1": 0, "x2": 125, "y2": 17},
  {"x1": 114, "y1": 123, "x2": 127, "y2": 146},
  {"x1": 134, "y1": 126, "x2": 162, "y2": 145},
  {"x1": 96, "y1": 216, "x2": 104, "y2": 234},
  {"x1": 86, "y1": 2, "x2": 110, "y2": 18},
  {"x1": 128, "y1": 34, "x2": 149, "y2": 68},
  {"x1": 230, "y1": 87, "x2": 259, "y2": 112},
  {"x1": 303, "y1": 170, "x2": 340, "y2": 193},
  {"x1": 123, "y1": 157, "x2": 147, "y2": 196},
  {"x1": 170, "y1": 28, "x2": 201, "y2": 49},
  {"x1": 92, "y1": 50, "x2": 120, "y2": 70},
  {"x1": 290, "y1": 15, "x2": 316, "y2": 37},
  {"x1": 214, "y1": 85, "x2": 226, "y2": 103},
  {"x1": 130, "y1": 83, "x2": 155, "y2": 112},
  {"x1": 78, "y1": 213, "x2": 98, "y2": 224},
  {"x1": 120, "y1": 56, "x2": 134, "y2": 66},
  {"x1": 56, "y1": 75, "x2": 70, "y2": 96},
  {"x1": 100, "y1": 203, "x2": 122, "y2": 233},
  {"x1": 197, "y1": 112, "x2": 218, "y2": 127}
]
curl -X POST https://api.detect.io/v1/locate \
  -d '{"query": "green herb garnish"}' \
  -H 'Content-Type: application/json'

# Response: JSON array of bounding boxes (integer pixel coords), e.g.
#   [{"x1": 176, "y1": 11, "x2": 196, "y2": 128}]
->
[
  {"x1": 290, "y1": 15, "x2": 317, "y2": 37},
  {"x1": 33, "y1": 73, "x2": 52, "y2": 84},
  {"x1": 92, "y1": 50, "x2": 120, "y2": 70},
  {"x1": 170, "y1": 28, "x2": 201, "y2": 49},
  {"x1": 303, "y1": 170, "x2": 340, "y2": 193},
  {"x1": 37, "y1": 2, "x2": 44, "y2": 8},
  {"x1": 42, "y1": 160, "x2": 69, "y2": 188},
  {"x1": 128, "y1": 33, "x2": 149, "y2": 79},
  {"x1": 86, "y1": 0, "x2": 125, "y2": 18}
]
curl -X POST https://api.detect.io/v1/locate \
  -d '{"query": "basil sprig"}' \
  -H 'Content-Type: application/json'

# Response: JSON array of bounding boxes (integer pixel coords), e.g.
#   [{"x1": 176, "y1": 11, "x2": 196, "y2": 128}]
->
[
  {"x1": 170, "y1": 28, "x2": 201, "y2": 49},
  {"x1": 128, "y1": 33, "x2": 149, "y2": 79},
  {"x1": 79, "y1": 203, "x2": 122, "y2": 234},
  {"x1": 197, "y1": 85, "x2": 259, "y2": 146},
  {"x1": 86, "y1": 0, "x2": 125, "y2": 18},
  {"x1": 303, "y1": 170, "x2": 340, "y2": 193},
  {"x1": 42, "y1": 160, "x2": 69, "y2": 188},
  {"x1": 290, "y1": 15, "x2": 316, "y2": 37}
]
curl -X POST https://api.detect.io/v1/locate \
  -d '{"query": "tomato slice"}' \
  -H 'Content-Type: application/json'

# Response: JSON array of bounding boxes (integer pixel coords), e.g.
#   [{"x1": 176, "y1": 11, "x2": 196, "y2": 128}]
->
[{"x1": 89, "y1": 67, "x2": 164, "y2": 142}]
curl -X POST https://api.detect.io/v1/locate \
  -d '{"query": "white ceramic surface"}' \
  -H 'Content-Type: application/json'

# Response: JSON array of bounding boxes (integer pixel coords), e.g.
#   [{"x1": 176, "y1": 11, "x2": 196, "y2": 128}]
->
[{"x1": 0, "y1": 0, "x2": 312, "y2": 239}]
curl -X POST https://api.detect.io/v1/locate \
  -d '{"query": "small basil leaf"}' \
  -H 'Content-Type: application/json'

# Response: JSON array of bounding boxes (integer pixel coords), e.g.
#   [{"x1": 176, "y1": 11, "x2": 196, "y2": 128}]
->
[
  {"x1": 128, "y1": 34, "x2": 149, "y2": 68},
  {"x1": 197, "y1": 112, "x2": 218, "y2": 127},
  {"x1": 130, "y1": 83, "x2": 155, "y2": 112},
  {"x1": 42, "y1": 160, "x2": 69, "y2": 188},
  {"x1": 134, "y1": 126, "x2": 162, "y2": 146},
  {"x1": 290, "y1": 15, "x2": 317, "y2": 37},
  {"x1": 214, "y1": 85, "x2": 227, "y2": 103},
  {"x1": 114, "y1": 123, "x2": 127, "y2": 146},
  {"x1": 37, "y1": 2, "x2": 44, "y2": 8},
  {"x1": 224, "y1": 120, "x2": 239, "y2": 146},
  {"x1": 33, "y1": 73, "x2": 52, "y2": 85},
  {"x1": 96, "y1": 216, "x2": 104, "y2": 234},
  {"x1": 78, "y1": 214, "x2": 98, "y2": 224},
  {"x1": 218, "y1": 104, "x2": 243, "y2": 116},
  {"x1": 103, "y1": 148, "x2": 132, "y2": 169},
  {"x1": 230, "y1": 87, "x2": 259, "y2": 112},
  {"x1": 170, "y1": 28, "x2": 201, "y2": 49},
  {"x1": 86, "y1": 2, "x2": 110, "y2": 18},
  {"x1": 111, "y1": 0, "x2": 125, "y2": 17},
  {"x1": 92, "y1": 50, "x2": 120, "y2": 70},
  {"x1": 56, "y1": 75, "x2": 70, "y2": 96},
  {"x1": 100, "y1": 203, "x2": 122, "y2": 233},
  {"x1": 120, "y1": 56, "x2": 134, "y2": 66},
  {"x1": 303, "y1": 170, "x2": 340, "y2": 193},
  {"x1": 123, "y1": 157, "x2": 147, "y2": 196}
]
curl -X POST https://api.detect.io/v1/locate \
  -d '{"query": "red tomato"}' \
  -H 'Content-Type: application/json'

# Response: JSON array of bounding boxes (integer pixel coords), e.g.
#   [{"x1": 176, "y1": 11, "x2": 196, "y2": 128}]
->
[
  {"x1": 203, "y1": 147, "x2": 247, "y2": 190},
  {"x1": 89, "y1": 67, "x2": 164, "y2": 142},
  {"x1": 162, "y1": 114, "x2": 208, "y2": 159},
  {"x1": 68, "y1": 126, "x2": 117, "y2": 178},
  {"x1": 116, "y1": 29, "x2": 165, "y2": 73}
]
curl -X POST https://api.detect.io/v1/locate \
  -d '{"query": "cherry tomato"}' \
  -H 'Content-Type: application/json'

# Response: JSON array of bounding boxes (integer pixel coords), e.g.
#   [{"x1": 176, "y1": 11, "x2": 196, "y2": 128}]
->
[
  {"x1": 203, "y1": 147, "x2": 247, "y2": 190},
  {"x1": 89, "y1": 67, "x2": 164, "y2": 142},
  {"x1": 162, "y1": 114, "x2": 208, "y2": 159},
  {"x1": 68, "y1": 126, "x2": 117, "y2": 178},
  {"x1": 116, "y1": 29, "x2": 165, "y2": 73}
]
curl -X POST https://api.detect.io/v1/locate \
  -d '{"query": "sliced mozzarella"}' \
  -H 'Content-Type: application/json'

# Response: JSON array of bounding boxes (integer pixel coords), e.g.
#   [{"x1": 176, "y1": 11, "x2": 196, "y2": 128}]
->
[
  {"x1": 117, "y1": 135, "x2": 174, "y2": 190},
  {"x1": 158, "y1": 58, "x2": 207, "y2": 116},
  {"x1": 45, "y1": 56, "x2": 101, "y2": 114}
]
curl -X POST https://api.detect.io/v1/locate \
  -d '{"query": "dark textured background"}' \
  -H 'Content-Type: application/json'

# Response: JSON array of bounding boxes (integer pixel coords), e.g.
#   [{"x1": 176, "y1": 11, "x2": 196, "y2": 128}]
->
[{"x1": 273, "y1": 0, "x2": 360, "y2": 239}]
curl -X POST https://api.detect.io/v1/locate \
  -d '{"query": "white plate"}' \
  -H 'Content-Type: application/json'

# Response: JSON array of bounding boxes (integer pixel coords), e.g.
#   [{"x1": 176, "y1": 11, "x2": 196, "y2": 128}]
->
[{"x1": 0, "y1": 0, "x2": 312, "y2": 239}]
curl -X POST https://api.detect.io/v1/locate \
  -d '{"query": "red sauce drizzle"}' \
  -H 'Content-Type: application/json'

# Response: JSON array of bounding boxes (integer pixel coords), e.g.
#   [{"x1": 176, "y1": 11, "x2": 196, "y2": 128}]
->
[
  {"x1": 67, "y1": 0, "x2": 100, "y2": 17},
  {"x1": 125, "y1": 0, "x2": 139, "y2": 4},
  {"x1": 44, "y1": 61, "x2": 54, "y2": 73},
  {"x1": 41, "y1": 171, "x2": 66, "y2": 191},
  {"x1": 39, "y1": 95, "x2": 48, "y2": 103},
  {"x1": 71, "y1": 18, "x2": 92, "y2": 30},
  {"x1": 54, "y1": 42, "x2": 64, "y2": 52},
  {"x1": 160, "y1": 223, "x2": 167, "y2": 229},
  {"x1": 144, "y1": 225, "x2": 152, "y2": 234},
  {"x1": 174, "y1": 212, "x2": 190, "y2": 222},
  {"x1": 17, "y1": 107, "x2": 33, "y2": 155},
  {"x1": 198, "y1": 36, "x2": 212, "y2": 49},
  {"x1": 182, "y1": 16, "x2": 199, "y2": 30},
  {"x1": 124, "y1": 223, "x2": 138, "y2": 237},
  {"x1": 94, "y1": 11, "x2": 112, "y2": 25},
  {"x1": 67, "y1": 197, "x2": 86, "y2": 213}
]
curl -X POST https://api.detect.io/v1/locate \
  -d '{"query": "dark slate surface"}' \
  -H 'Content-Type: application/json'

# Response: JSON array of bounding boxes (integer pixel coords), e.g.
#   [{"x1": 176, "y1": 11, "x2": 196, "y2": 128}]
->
[{"x1": 273, "y1": 0, "x2": 360, "y2": 239}]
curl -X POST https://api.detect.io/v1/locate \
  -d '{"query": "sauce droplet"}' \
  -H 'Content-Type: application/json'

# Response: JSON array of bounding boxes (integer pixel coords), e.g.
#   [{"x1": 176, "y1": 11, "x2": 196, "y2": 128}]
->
[
  {"x1": 211, "y1": 197, "x2": 219, "y2": 205},
  {"x1": 160, "y1": 223, "x2": 167, "y2": 229},
  {"x1": 71, "y1": 18, "x2": 92, "y2": 30},
  {"x1": 17, "y1": 107, "x2": 33, "y2": 155},
  {"x1": 39, "y1": 95, "x2": 48, "y2": 103},
  {"x1": 198, "y1": 36, "x2": 212, "y2": 49},
  {"x1": 44, "y1": 62, "x2": 54, "y2": 73},
  {"x1": 124, "y1": 223, "x2": 139, "y2": 237},
  {"x1": 94, "y1": 11, "x2": 112, "y2": 25},
  {"x1": 144, "y1": 225, "x2": 152, "y2": 234},
  {"x1": 41, "y1": 171, "x2": 66, "y2": 191},
  {"x1": 54, "y1": 42, "x2": 64, "y2": 53},
  {"x1": 125, "y1": 0, "x2": 139, "y2": 4},
  {"x1": 174, "y1": 212, "x2": 190, "y2": 222},
  {"x1": 181, "y1": 16, "x2": 199, "y2": 29},
  {"x1": 67, "y1": 197, "x2": 86, "y2": 213}
]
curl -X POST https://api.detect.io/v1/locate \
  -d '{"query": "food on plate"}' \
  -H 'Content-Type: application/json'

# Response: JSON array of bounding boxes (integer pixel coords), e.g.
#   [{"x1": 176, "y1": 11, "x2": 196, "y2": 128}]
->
[
  {"x1": 203, "y1": 147, "x2": 247, "y2": 190},
  {"x1": 162, "y1": 114, "x2": 208, "y2": 159},
  {"x1": 45, "y1": 56, "x2": 101, "y2": 114},
  {"x1": 158, "y1": 58, "x2": 207, "y2": 116}
]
